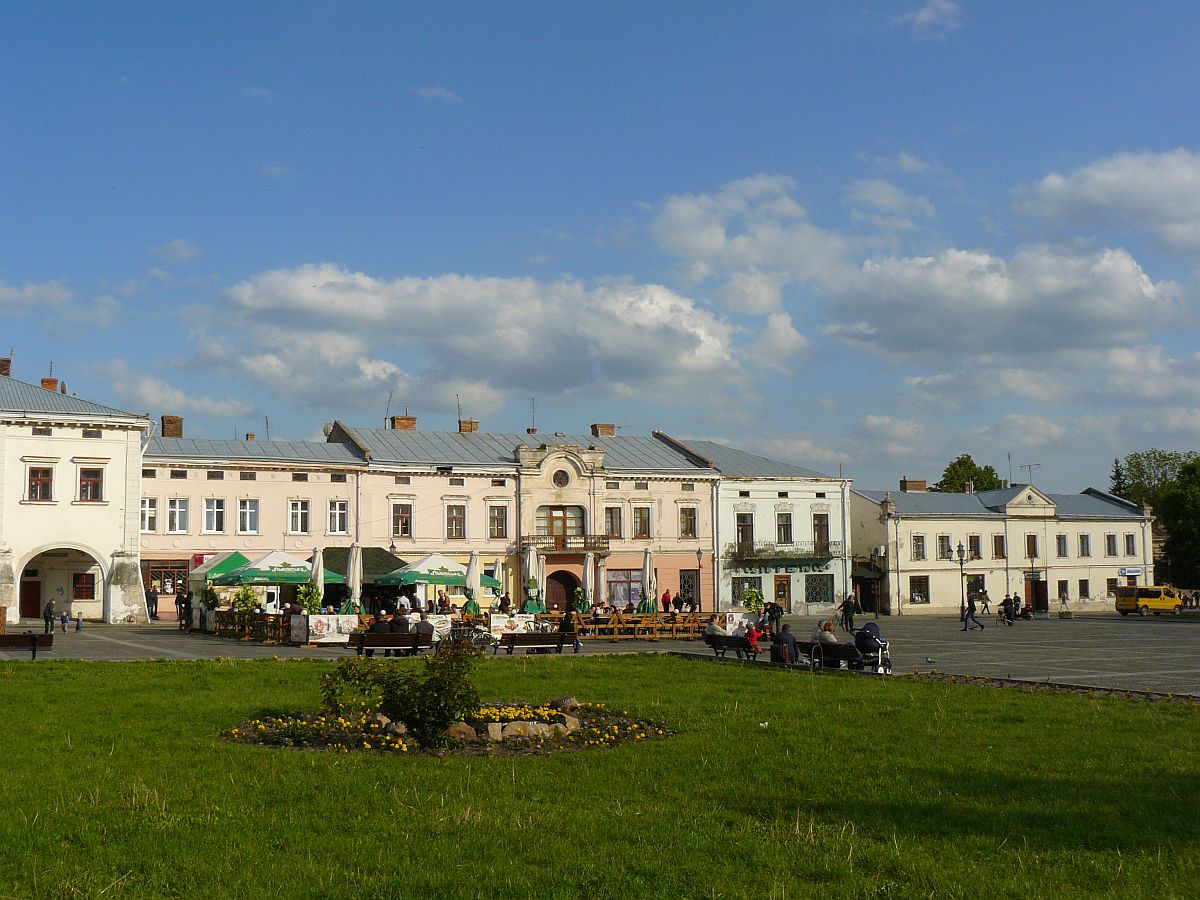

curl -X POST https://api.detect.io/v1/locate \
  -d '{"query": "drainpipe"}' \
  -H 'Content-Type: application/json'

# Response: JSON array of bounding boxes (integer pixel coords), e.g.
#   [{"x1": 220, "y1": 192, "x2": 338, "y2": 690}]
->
[
  {"x1": 711, "y1": 476, "x2": 721, "y2": 611},
  {"x1": 840, "y1": 479, "x2": 850, "y2": 603}
]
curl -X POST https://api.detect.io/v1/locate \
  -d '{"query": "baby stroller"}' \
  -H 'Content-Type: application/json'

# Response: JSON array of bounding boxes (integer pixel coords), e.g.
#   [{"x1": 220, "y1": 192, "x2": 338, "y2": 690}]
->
[{"x1": 853, "y1": 622, "x2": 892, "y2": 674}]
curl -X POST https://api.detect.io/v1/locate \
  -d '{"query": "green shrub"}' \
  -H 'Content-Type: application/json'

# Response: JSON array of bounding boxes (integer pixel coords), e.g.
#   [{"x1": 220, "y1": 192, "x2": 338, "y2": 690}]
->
[
  {"x1": 382, "y1": 643, "x2": 481, "y2": 749},
  {"x1": 297, "y1": 582, "x2": 324, "y2": 614},
  {"x1": 232, "y1": 584, "x2": 258, "y2": 612},
  {"x1": 199, "y1": 584, "x2": 220, "y2": 610},
  {"x1": 320, "y1": 657, "x2": 389, "y2": 715}
]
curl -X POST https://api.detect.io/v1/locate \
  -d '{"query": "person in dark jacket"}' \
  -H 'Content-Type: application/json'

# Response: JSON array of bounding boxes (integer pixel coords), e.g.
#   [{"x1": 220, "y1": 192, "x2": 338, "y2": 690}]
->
[
  {"x1": 558, "y1": 607, "x2": 582, "y2": 652},
  {"x1": 772, "y1": 623, "x2": 799, "y2": 663},
  {"x1": 367, "y1": 613, "x2": 393, "y2": 656}
]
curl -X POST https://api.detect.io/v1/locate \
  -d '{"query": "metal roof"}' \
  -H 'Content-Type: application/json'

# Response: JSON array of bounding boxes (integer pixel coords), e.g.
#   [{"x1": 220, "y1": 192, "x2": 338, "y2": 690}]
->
[
  {"x1": 339, "y1": 424, "x2": 712, "y2": 472},
  {"x1": 855, "y1": 487, "x2": 1147, "y2": 519},
  {"x1": 0, "y1": 377, "x2": 142, "y2": 420},
  {"x1": 146, "y1": 437, "x2": 363, "y2": 464},
  {"x1": 670, "y1": 438, "x2": 833, "y2": 479}
]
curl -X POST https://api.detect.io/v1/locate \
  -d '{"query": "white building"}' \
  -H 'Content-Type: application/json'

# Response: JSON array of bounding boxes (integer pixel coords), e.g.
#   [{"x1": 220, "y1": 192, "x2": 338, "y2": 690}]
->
[
  {"x1": 660, "y1": 436, "x2": 853, "y2": 613},
  {"x1": 0, "y1": 365, "x2": 150, "y2": 626},
  {"x1": 850, "y1": 479, "x2": 1155, "y2": 615}
]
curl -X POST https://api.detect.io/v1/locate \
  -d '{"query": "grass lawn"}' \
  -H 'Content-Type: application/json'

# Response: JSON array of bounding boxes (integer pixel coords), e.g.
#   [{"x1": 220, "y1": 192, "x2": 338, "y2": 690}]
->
[{"x1": 1, "y1": 655, "x2": 1197, "y2": 898}]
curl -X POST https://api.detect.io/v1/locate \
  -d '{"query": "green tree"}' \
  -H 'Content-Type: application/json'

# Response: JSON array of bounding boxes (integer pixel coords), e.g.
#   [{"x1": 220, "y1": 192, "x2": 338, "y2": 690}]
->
[
  {"x1": 1158, "y1": 459, "x2": 1200, "y2": 587},
  {"x1": 1109, "y1": 458, "x2": 1130, "y2": 499},
  {"x1": 1119, "y1": 449, "x2": 1198, "y2": 509},
  {"x1": 932, "y1": 454, "x2": 1006, "y2": 492}
]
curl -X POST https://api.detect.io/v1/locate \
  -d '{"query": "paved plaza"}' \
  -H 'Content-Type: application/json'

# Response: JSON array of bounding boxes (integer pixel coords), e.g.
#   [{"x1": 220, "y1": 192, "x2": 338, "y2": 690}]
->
[{"x1": 4, "y1": 613, "x2": 1198, "y2": 696}]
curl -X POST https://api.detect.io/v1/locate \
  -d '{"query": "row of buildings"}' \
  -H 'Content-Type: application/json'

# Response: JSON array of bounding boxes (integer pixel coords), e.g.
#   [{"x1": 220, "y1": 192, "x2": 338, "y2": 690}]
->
[{"x1": 0, "y1": 361, "x2": 1155, "y2": 625}]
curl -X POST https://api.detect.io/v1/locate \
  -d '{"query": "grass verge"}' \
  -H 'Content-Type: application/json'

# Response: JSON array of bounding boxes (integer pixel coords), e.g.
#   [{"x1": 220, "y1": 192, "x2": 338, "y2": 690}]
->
[{"x1": 1, "y1": 654, "x2": 1197, "y2": 898}]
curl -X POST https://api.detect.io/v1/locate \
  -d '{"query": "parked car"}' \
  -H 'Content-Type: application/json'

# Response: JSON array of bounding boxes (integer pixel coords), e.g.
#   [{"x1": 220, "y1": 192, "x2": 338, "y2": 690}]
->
[{"x1": 1115, "y1": 585, "x2": 1184, "y2": 616}]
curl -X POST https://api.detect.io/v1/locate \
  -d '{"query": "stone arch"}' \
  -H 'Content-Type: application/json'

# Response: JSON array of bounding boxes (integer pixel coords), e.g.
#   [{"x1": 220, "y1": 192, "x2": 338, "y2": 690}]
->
[{"x1": 545, "y1": 569, "x2": 581, "y2": 612}]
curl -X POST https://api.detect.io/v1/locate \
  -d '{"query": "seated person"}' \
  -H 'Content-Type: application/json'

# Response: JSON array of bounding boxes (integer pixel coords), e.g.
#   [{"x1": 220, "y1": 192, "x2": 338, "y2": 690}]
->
[
  {"x1": 389, "y1": 612, "x2": 411, "y2": 634},
  {"x1": 704, "y1": 614, "x2": 728, "y2": 636},
  {"x1": 812, "y1": 620, "x2": 838, "y2": 644},
  {"x1": 557, "y1": 608, "x2": 581, "y2": 652},
  {"x1": 366, "y1": 613, "x2": 393, "y2": 657},
  {"x1": 415, "y1": 612, "x2": 436, "y2": 641},
  {"x1": 622, "y1": 601, "x2": 635, "y2": 614},
  {"x1": 772, "y1": 623, "x2": 799, "y2": 663}
]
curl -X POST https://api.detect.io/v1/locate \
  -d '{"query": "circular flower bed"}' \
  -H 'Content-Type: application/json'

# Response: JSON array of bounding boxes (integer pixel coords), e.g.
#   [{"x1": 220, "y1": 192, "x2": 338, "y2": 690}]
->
[{"x1": 224, "y1": 701, "x2": 673, "y2": 757}]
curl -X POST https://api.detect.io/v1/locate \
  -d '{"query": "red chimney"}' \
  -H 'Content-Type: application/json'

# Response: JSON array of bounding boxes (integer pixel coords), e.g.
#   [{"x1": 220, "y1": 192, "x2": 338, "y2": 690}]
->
[
  {"x1": 161, "y1": 415, "x2": 184, "y2": 438},
  {"x1": 458, "y1": 418, "x2": 479, "y2": 433},
  {"x1": 245, "y1": 433, "x2": 256, "y2": 441},
  {"x1": 390, "y1": 415, "x2": 417, "y2": 431},
  {"x1": 0, "y1": 358, "x2": 11, "y2": 378},
  {"x1": 40, "y1": 376, "x2": 58, "y2": 392}
]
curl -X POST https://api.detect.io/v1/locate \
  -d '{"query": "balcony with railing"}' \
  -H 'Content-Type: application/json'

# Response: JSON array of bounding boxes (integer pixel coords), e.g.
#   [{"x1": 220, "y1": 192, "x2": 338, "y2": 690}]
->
[
  {"x1": 521, "y1": 534, "x2": 611, "y2": 553},
  {"x1": 723, "y1": 540, "x2": 844, "y2": 562}
]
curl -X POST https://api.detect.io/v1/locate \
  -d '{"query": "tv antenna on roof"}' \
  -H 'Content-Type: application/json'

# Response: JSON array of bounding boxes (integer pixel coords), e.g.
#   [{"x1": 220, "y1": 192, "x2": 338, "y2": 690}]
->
[
  {"x1": 264, "y1": 416, "x2": 270, "y2": 441},
  {"x1": 456, "y1": 393, "x2": 462, "y2": 421},
  {"x1": 384, "y1": 389, "x2": 394, "y2": 427},
  {"x1": 1020, "y1": 462, "x2": 1040, "y2": 484}
]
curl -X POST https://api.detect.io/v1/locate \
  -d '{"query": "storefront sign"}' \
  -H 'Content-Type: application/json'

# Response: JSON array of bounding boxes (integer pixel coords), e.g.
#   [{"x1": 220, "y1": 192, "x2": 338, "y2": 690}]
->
[
  {"x1": 1119, "y1": 567, "x2": 1143, "y2": 576},
  {"x1": 291, "y1": 614, "x2": 360, "y2": 644},
  {"x1": 726, "y1": 560, "x2": 833, "y2": 575}
]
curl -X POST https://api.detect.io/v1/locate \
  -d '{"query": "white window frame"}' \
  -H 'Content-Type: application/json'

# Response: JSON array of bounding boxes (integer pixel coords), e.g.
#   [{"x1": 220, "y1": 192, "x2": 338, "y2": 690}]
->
[
  {"x1": 391, "y1": 500, "x2": 414, "y2": 539},
  {"x1": 487, "y1": 503, "x2": 509, "y2": 540},
  {"x1": 1078, "y1": 534, "x2": 1091, "y2": 558},
  {"x1": 445, "y1": 501, "x2": 468, "y2": 540},
  {"x1": 936, "y1": 534, "x2": 952, "y2": 560},
  {"x1": 288, "y1": 499, "x2": 311, "y2": 535},
  {"x1": 140, "y1": 497, "x2": 157, "y2": 533},
  {"x1": 775, "y1": 512, "x2": 792, "y2": 545},
  {"x1": 911, "y1": 533, "x2": 927, "y2": 561},
  {"x1": 203, "y1": 498, "x2": 226, "y2": 534},
  {"x1": 992, "y1": 533, "x2": 1006, "y2": 560},
  {"x1": 1055, "y1": 533, "x2": 1069, "y2": 558},
  {"x1": 1124, "y1": 533, "x2": 1136, "y2": 556},
  {"x1": 633, "y1": 506, "x2": 652, "y2": 539},
  {"x1": 967, "y1": 534, "x2": 982, "y2": 560},
  {"x1": 237, "y1": 499, "x2": 260, "y2": 535},
  {"x1": 1104, "y1": 533, "x2": 1118, "y2": 558},
  {"x1": 679, "y1": 505, "x2": 698, "y2": 539},
  {"x1": 24, "y1": 457, "x2": 58, "y2": 503},
  {"x1": 76, "y1": 462, "x2": 106, "y2": 503},
  {"x1": 167, "y1": 498, "x2": 189, "y2": 534},
  {"x1": 328, "y1": 499, "x2": 349, "y2": 535}
]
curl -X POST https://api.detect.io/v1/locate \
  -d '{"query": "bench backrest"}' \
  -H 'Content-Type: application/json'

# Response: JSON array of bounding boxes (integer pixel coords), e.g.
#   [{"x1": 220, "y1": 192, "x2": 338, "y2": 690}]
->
[
  {"x1": 0, "y1": 633, "x2": 53, "y2": 648},
  {"x1": 501, "y1": 632, "x2": 565, "y2": 646}
]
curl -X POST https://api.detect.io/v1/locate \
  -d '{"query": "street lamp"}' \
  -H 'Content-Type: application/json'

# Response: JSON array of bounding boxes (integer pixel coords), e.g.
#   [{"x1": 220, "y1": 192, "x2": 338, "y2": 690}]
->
[
  {"x1": 695, "y1": 549, "x2": 703, "y2": 612},
  {"x1": 955, "y1": 541, "x2": 968, "y2": 620}
]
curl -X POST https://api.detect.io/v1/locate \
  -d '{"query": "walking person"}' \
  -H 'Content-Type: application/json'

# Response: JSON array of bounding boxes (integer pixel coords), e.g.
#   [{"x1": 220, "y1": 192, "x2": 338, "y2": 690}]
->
[
  {"x1": 43, "y1": 598, "x2": 56, "y2": 635},
  {"x1": 840, "y1": 595, "x2": 856, "y2": 633},
  {"x1": 962, "y1": 594, "x2": 984, "y2": 631},
  {"x1": 980, "y1": 590, "x2": 991, "y2": 615}
]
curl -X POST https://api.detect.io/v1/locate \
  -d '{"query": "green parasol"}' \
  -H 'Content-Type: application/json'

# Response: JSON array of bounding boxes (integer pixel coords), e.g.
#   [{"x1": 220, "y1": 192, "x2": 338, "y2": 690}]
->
[{"x1": 212, "y1": 550, "x2": 346, "y2": 586}]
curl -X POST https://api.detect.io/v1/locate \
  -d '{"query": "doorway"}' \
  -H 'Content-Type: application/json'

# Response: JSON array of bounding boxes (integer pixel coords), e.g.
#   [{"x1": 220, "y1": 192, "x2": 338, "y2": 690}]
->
[
  {"x1": 19, "y1": 580, "x2": 41, "y2": 618},
  {"x1": 774, "y1": 575, "x2": 792, "y2": 614},
  {"x1": 545, "y1": 570, "x2": 580, "y2": 612}
]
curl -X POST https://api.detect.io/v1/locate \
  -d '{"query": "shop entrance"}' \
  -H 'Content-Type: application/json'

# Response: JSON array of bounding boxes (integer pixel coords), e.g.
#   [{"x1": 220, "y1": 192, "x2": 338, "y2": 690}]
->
[
  {"x1": 774, "y1": 575, "x2": 792, "y2": 614},
  {"x1": 545, "y1": 570, "x2": 580, "y2": 612},
  {"x1": 19, "y1": 580, "x2": 41, "y2": 618}
]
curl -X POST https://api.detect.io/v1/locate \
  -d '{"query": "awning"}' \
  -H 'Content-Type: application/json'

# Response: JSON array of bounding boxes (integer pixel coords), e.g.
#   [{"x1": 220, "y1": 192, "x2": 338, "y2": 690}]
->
[
  {"x1": 377, "y1": 552, "x2": 501, "y2": 588},
  {"x1": 212, "y1": 550, "x2": 347, "y2": 586}
]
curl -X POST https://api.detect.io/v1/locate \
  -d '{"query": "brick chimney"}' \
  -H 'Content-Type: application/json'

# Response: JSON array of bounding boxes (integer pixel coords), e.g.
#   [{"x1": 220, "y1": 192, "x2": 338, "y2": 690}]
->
[
  {"x1": 40, "y1": 376, "x2": 59, "y2": 392},
  {"x1": 0, "y1": 358, "x2": 11, "y2": 378},
  {"x1": 899, "y1": 477, "x2": 926, "y2": 492},
  {"x1": 245, "y1": 433, "x2": 256, "y2": 441},
  {"x1": 590, "y1": 423, "x2": 617, "y2": 437},
  {"x1": 963, "y1": 480, "x2": 974, "y2": 493},
  {"x1": 390, "y1": 415, "x2": 417, "y2": 431},
  {"x1": 458, "y1": 418, "x2": 479, "y2": 434},
  {"x1": 161, "y1": 415, "x2": 184, "y2": 438}
]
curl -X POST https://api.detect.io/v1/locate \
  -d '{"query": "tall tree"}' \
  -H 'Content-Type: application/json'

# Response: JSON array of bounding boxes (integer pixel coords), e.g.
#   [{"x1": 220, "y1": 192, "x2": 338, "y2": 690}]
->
[
  {"x1": 1119, "y1": 449, "x2": 1198, "y2": 510},
  {"x1": 1110, "y1": 458, "x2": 1130, "y2": 500},
  {"x1": 932, "y1": 454, "x2": 1006, "y2": 492},
  {"x1": 1158, "y1": 459, "x2": 1200, "y2": 586}
]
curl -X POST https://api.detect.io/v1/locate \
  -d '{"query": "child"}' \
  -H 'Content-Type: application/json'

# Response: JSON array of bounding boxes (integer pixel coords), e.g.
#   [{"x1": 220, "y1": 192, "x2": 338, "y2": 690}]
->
[
  {"x1": 60, "y1": 610, "x2": 71, "y2": 633},
  {"x1": 75, "y1": 612, "x2": 84, "y2": 632}
]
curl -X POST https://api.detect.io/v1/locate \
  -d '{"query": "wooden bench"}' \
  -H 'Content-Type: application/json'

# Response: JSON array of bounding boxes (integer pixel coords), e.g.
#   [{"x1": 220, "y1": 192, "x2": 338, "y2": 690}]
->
[
  {"x1": 347, "y1": 632, "x2": 435, "y2": 656},
  {"x1": 702, "y1": 632, "x2": 761, "y2": 661},
  {"x1": 0, "y1": 632, "x2": 54, "y2": 660},
  {"x1": 494, "y1": 631, "x2": 571, "y2": 655},
  {"x1": 797, "y1": 640, "x2": 864, "y2": 670}
]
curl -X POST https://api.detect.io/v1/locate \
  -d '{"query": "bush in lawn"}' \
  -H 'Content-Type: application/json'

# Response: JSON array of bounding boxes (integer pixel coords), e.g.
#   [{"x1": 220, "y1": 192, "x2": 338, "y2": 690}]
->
[
  {"x1": 320, "y1": 656, "x2": 390, "y2": 715},
  {"x1": 382, "y1": 643, "x2": 481, "y2": 749}
]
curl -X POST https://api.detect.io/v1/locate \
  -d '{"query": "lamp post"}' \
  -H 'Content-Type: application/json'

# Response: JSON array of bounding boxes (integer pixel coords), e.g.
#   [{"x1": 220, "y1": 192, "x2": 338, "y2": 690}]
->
[
  {"x1": 695, "y1": 548, "x2": 703, "y2": 612},
  {"x1": 956, "y1": 541, "x2": 968, "y2": 620}
]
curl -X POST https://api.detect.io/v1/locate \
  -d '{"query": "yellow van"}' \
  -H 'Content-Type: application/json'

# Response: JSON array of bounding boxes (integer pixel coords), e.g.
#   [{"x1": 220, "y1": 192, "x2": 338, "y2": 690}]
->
[{"x1": 1115, "y1": 585, "x2": 1184, "y2": 616}]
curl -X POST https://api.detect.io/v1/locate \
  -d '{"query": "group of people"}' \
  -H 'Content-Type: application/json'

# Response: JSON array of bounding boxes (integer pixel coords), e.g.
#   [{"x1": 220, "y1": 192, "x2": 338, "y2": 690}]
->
[
  {"x1": 659, "y1": 589, "x2": 700, "y2": 616},
  {"x1": 41, "y1": 598, "x2": 83, "y2": 635},
  {"x1": 363, "y1": 609, "x2": 438, "y2": 656}
]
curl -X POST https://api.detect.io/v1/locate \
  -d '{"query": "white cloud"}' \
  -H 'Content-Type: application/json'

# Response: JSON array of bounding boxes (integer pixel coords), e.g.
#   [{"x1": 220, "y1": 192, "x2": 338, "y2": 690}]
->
[
  {"x1": 751, "y1": 312, "x2": 810, "y2": 374},
  {"x1": 843, "y1": 178, "x2": 934, "y2": 231},
  {"x1": 155, "y1": 239, "x2": 202, "y2": 262},
  {"x1": 262, "y1": 162, "x2": 292, "y2": 180},
  {"x1": 409, "y1": 85, "x2": 462, "y2": 104},
  {"x1": 1015, "y1": 149, "x2": 1200, "y2": 255},
  {"x1": 716, "y1": 269, "x2": 786, "y2": 314},
  {"x1": 895, "y1": 0, "x2": 963, "y2": 35},
  {"x1": 240, "y1": 86, "x2": 274, "y2": 101},
  {"x1": 105, "y1": 360, "x2": 252, "y2": 418},
  {"x1": 0, "y1": 279, "x2": 73, "y2": 311},
  {"x1": 852, "y1": 415, "x2": 923, "y2": 459}
]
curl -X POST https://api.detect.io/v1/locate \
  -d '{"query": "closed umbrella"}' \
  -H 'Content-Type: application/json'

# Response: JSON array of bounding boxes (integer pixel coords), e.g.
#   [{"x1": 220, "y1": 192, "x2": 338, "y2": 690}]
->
[
  {"x1": 581, "y1": 552, "x2": 594, "y2": 611},
  {"x1": 638, "y1": 549, "x2": 656, "y2": 613},
  {"x1": 596, "y1": 557, "x2": 607, "y2": 608},
  {"x1": 310, "y1": 547, "x2": 325, "y2": 603},
  {"x1": 463, "y1": 551, "x2": 482, "y2": 616},
  {"x1": 492, "y1": 557, "x2": 504, "y2": 597},
  {"x1": 340, "y1": 543, "x2": 363, "y2": 614}
]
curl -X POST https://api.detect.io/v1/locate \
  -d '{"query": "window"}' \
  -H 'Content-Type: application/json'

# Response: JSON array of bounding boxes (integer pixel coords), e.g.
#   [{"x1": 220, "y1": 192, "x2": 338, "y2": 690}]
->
[
  {"x1": 633, "y1": 507, "x2": 651, "y2": 538},
  {"x1": 736, "y1": 513, "x2": 754, "y2": 546},
  {"x1": 446, "y1": 504, "x2": 466, "y2": 539},
  {"x1": 28, "y1": 467, "x2": 53, "y2": 501},
  {"x1": 204, "y1": 499, "x2": 226, "y2": 533},
  {"x1": 292, "y1": 473, "x2": 308, "y2": 482},
  {"x1": 681, "y1": 482, "x2": 694, "y2": 491},
  {"x1": 992, "y1": 534, "x2": 1006, "y2": 559},
  {"x1": 551, "y1": 470, "x2": 570, "y2": 487},
  {"x1": 776, "y1": 513, "x2": 793, "y2": 544},
  {"x1": 1078, "y1": 579, "x2": 1090, "y2": 599},
  {"x1": 680, "y1": 507, "x2": 697, "y2": 539},
  {"x1": 395, "y1": 476, "x2": 411, "y2": 484},
  {"x1": 142, "y1": 468, "x2": 156, "y2": 478},
  {"x1": 732, "y1": 576, "x2": 762, "y2": 606},
  {"x1": 606, "y1": 569, "x2": 645, "y2": 607},
  {"x1": 1057, "y1": 580, "x2": 1069, "y2": 601},
  {"x1": 936, "y1": 535, "x2": 953, "y2": 560},
  {"x1": 606, "y1": 481, "x2": 620, "y2": 490},
  {"x1": 392, "y1": 503, "x2": 413, "y2": 538},
  {"x1": 536, "y1": 505, "x2": 584, "y2": 536},
  {"x1": 967, "y1": 534, "x2": 982, "y2": 560},
  {"x1": 140, "y1": 498, "x2": 157, "y2": 532},
  {"x1": 813, "y1": 514, "x2": 830, "y2": 549},
  {"x1": 167, "y1": 499, "x2": 189, "y2": 533},
  {"x1": 170, "y1": 469, "x2": 186, "y2": 479},
  {"x1": 1104, "y1": 533, "x2": 1118, "y2": 557},
  {"x1": 778, "y1": 491, "x2": 789, "y2": 498},
  {"x1": 240, "y1": 471, "x2": 256, "y2": 481},
  {"x1": 32, "y1": 426, "x2": 52, "y2": 436},
  {"x1": 909, "y1": 575, "x2": 930, "y2": 603},
  {"x1": 1079, "y1": 534, "x2": 1091, "y2": 557},
  {"x1": 436, "y1": 466, "x2": 452, "y2": 475},
  {"x1": 83, "y1": 428, "x2": 102, "y2": 439},
  {"x1": 604, "y1": 506, "x2": 623, "y2": 538},
  {"x1": 1106, "y1": 577, "x2": 1119, "y2": 595},
  {"x1": 815, "y1": 492, "x2": 826, "y2": 498},
  {"x1": 288, "y1": 500, "x2": 310, "y2": 534},
  {"x1": 72, "y1": 573, "x2": 96, "y2": 600},
  {"x1": 488, "y1": 505, "x2": 508, "y2": 539},
  {"x1": 331, "y1": 473, "x2": 347, "y2": 484},
  {"x1": 911, "y1": 534, "x2": 927, "y2": 561},
  {"x1": 450, "y1": 477, "x2": 465, "y2": 486},
  {"x1": 328, "y1": 500, "x2": 349, "y2": 534},
  {"x1": 78, "y1": 468, "x2": 103, "y2": 502},
  {"x1": 1124, "y1": 533, "x2": 1136, "y2": 556},
  {"x1": 207, "y1": 471, "x2": 224, "y2": 481},
  {"x1": 805, "y1": 574, "x2": 834, "y2": 605},
  {"x1": 1026, "y1": 534, "x2": 1040, "y2": 559},
  {"x1": 1056, "y1": 534, "x2": 1069, "y2": 558},
  {"x1": 635, "y1": 481, "x2": 649, "y2": 491},
  {"x1": 738, "y1": 490, "x2": 750, "y2": 498},
  {"x1": 491, "y1": 478, "x2": 506, "y2": 487},
  {"x1": 238, "y1": 499, "x2": 259, "y2": 534}
]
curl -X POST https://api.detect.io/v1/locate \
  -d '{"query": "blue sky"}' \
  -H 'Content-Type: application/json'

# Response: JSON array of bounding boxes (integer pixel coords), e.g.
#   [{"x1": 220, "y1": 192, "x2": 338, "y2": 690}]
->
[{"x1": 5, "y1": 1, "x2": 1200, "y2": 491}]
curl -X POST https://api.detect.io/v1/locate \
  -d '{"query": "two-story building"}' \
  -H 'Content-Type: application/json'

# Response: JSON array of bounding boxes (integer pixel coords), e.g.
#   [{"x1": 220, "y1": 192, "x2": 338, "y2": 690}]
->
[
  {"x1": 851, "y1": 478, "x2": 1155, "y2": 615},
  {"x1": 1, "y1": 362, "x2": 150, "y2": 625}
]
